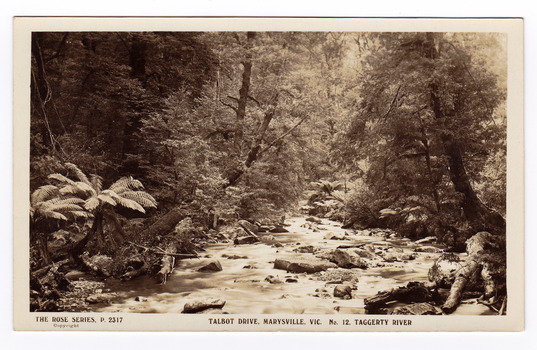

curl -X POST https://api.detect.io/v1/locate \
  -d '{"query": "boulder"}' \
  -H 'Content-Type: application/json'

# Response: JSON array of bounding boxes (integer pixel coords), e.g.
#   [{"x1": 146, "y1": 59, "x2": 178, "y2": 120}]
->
[
  {"x1": 306, "y1": 216, "x2": 322, "y2": 224},
  {"x1": 86, "y1": 293, "x2": 116, "y2": 304},
  {"x1": 382, "y1": 254, "x2": 400, "y2": 263},
  {"x1": 221, "y1": 254, "x2": 248, "y2": 259},
  {"x1": 234, "y1": 236, "x2": 259, "y2": 245},
  {"x1": 274, "y1": 258, "x2": 336, "y2": 274},
  {"x1": 353, "y1": 249, "x2": 377, "y2": 260},
  {"x1": 198, "y1": 260, "x2": 223, "y2": 272},
  {"x1": 182, "y1": 298, "x2": 226, "y2": 313},
  {"x1": 293, "y1": 245, "x2": 315, "y2": 254},
  {"x1": 269, "y1": 226, "x2": 289, "y2": 233},
  {"x1": 334, "y1": 285, "x2": 353, "y2": 299},
  {"x1": 400, "y1": 253, "x2": 417, "y2": 260},
  {"x1": 324, "y1": 232, "x2": 346, "y2": 240},
  {"x1": 390, "y1": 302, "x2": 442, "y2": 315},
  {"x1": 265, "y1": 275, "x2": 283, "y2": 284},
  {"x1": 311, "y1": 288, "x2": 331, "y2": 298},
  {"x1": 414, "y1": 246, "x2": 441, "y2": 253},
  {"x1": 330, "y1": 249, "x2": 368, "y2": 269}
]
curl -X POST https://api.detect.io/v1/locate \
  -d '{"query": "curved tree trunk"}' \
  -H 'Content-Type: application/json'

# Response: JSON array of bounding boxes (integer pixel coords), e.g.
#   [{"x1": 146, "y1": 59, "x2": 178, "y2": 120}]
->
[{"x1": 423, "y1": 32, "x2": 505, "y2": 234}]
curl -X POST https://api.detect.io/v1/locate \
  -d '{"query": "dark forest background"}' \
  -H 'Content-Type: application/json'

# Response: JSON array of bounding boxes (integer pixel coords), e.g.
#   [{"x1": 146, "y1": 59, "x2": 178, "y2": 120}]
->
[{"x1": 30, "y1": 31, "x2": 506, "y2": 266}]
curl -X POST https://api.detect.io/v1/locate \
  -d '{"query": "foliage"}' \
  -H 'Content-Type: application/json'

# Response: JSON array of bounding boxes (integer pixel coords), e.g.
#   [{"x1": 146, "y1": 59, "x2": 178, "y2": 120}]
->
[
  {"x1": 30, "y1": 31, "x2": 507, "y2": 249},
  {"x1": 334, "y1": 33, "x2": 506, "y2": 240}
]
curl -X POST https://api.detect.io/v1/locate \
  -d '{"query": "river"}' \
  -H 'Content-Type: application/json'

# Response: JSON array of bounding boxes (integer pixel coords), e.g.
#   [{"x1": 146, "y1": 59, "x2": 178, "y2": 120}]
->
[{"x1": 90, "y1": 216, "x2": 494, "y2": 315}]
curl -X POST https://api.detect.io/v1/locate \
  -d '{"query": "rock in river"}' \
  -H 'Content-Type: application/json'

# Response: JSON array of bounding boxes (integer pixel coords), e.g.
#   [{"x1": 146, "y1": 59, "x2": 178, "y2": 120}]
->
[
  {"x1": 234, "y1": 236, "x2": 259, "y2": 245},
  {"x1": 274, "y1": 258, "x2": 336, "y2": 273},
  {"x1": 334, "y1": 285, "x2": 353, "y2": 299},
  {"x1": 265, "y1": 275, "x2": 284, "y2": 284},
  {"x1": 86, "y1": 293, "x2": 116, "y2": 304},
  {"x1": 198, "y1": 260, "x2": 223, "y2": 272},
  {"x1": 330, "y1": 249, "x2": 368, "y2": 269},
  {"x1": 182, "y1": 298, "x2": 226, "y2": 313},
  {"x1": 269, "y1": 225, "x2": 289, "y2": 233},
  {"x1": 414, "y1": 246, "x2": 441, "y2": 253},
  {"x1": 324, "y1": 232, "x2": 346, "y2": 240}
]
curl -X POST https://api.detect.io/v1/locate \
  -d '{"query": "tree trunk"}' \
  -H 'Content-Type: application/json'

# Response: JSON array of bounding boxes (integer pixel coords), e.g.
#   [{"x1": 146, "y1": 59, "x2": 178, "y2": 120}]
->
[
  {"x1": 423, "y1": 32, "x2": 505, "y2": 234},
  {"x1": 105, "y1": 211, "x2": 126, "y2": 244},
  {"x1": 234, "y1": 32, "x2": 255, "y2": 153},
  {"x1": 94, "y1": 212, "x2": 105, "y2": 249},
  {"x1": 141, "y1": 208, "x2": 186, "y2": 237},
  {"x1": 31, "y1": 33, "x2": 54, "y2": 150},
  {"x1": 37, "y1": 233, "x2": 52, "y2": 266}
]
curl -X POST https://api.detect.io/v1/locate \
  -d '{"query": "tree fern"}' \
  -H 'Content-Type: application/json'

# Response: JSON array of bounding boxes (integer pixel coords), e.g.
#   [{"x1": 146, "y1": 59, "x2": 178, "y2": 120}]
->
[
  {"x1": 119, "y1": 191, "x2": 157, "y2": 208},
  {"x1": 114, "y1": 196, "x2": 146, "y2": 213},
  {"x1": 35, "y1": 162, "x2": 158, "y2": 253},
  {"x1": 64, "y1": 162, "x2": 91, "y2": 185},
  {"x1": 48, "y1": 173, "x2": 76, "y2": 186},
  {"x1": 90, "y1": 174, "x2": 103, "y2": 193},
  {"x1": 97, "y1": 193, "x2": 117, "y2": 206},
  {"x1": 109, "y1": 176, "x2": 144, "y2": 193},
  {"x1": 30, "y1": 185, "x2": 60, "y2": 205}
]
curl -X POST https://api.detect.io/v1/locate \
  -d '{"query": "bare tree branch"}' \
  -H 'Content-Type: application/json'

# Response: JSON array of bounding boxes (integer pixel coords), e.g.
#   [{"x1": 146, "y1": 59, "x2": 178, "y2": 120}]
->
[
  {"x1": 258, "y1": 114, "x2": 309, "y2": 157},
  {"x1": 220, "y1": 100, "x2": 238, "y2": 113}
]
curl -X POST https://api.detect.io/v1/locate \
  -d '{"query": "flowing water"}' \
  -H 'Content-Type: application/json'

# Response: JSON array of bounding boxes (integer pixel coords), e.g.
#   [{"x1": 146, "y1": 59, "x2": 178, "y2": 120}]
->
[{"x1": 91, "y1": 217, "x2": 494, "y2": 315}]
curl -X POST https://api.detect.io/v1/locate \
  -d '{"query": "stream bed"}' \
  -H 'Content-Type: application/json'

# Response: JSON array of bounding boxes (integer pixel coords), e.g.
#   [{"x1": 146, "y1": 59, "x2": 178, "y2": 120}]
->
[{"x1": 89, "y1": 216, "x2": 494, "y2": 315}]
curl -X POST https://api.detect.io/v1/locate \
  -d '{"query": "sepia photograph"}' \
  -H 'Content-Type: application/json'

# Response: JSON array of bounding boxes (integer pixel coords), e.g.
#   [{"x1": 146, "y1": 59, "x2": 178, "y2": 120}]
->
[{"x1": 13, "y1": 17, "x2": 524, "y2": 332}]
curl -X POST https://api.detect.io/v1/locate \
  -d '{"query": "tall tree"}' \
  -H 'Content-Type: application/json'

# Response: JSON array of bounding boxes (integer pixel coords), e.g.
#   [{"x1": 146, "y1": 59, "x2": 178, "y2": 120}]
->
[{"x1": 340, "y1": 32, "x2": 506, "y2": 235}]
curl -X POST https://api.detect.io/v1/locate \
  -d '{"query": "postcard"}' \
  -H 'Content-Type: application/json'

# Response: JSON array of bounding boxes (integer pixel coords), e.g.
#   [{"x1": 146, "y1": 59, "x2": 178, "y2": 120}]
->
[{"x1": 13, "y1": 17, "x2": 524, "y2": 331}]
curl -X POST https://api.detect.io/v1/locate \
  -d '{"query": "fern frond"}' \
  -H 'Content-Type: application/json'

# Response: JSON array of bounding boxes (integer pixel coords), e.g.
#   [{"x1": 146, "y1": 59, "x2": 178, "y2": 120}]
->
[
  {"x1": 97, "y1": 193, "x2": 117, "y2": 207},
  {"x1": 64, "y1": 163, "x2": 90, "y2": 185},
  {"x1": 31, "y1": 185, "x2": 59, "y2": 205},
  {"x1": 100, "y1": 189, "x2": 121, "y2": 201},
  {"x1": 119, "y1": 191, "x2": 157, "y2": 208},
  {"x1": 48, "y1": 173, "x2": 76, "y2": 185},
  {"x1": 59, "y1": 182, "x2": 95, "y2": 197},
  {"x1": 68, "y1": 210, "x2": 93, "y2": 219},
  {"x1": 110, "y1": 176, "x2": 144, "y2": 193},
  {"x1": 114, "y1": 196, "x2": 146, "y2": 213},
  {"x1": 40, "y1": 210, "x2": 68, "y2": 221},
  {"x1": 48, "y1": 197, "x2": 85, "y2": 205},
  {"x1": 50, "y1": 203, "x2": 85, "y2": 213},
  {"x1": 84, "y1": 197, "x2": 100, "y2": 211},
  {"x1": 90, "y1": 174, "x2": 103, "y2": 193}
]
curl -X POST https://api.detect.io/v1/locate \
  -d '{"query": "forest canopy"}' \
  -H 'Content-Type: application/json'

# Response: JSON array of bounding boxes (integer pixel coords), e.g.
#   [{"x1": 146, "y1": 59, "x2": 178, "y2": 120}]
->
[{"x1": 30, "y1": 30, "x2": 506, "y2": 262}]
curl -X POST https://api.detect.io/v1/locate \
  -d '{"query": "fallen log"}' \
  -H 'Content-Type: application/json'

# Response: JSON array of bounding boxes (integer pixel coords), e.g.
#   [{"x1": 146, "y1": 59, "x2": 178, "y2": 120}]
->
[
  {"x1": 238, "y1": 221, "x2": 260, "y2": 240},
  {"x1": 441, "y1": 231, "x2": 496, "y2": 314},
  {"x1": 33, "y1": 259, "x2": 71, "y2": 278},
  {"x1": 128, "y1": 241, "x2": 198, "y2": 259},
  {"x1": 141, "y1": 208, "x2": 186, "y2": 237},
  {"x1": 336, "y1": 243, "x2": 367, "y2": 249},
  {"x1": 364, "y1": 282, "x2": 435, "y2": 313}
]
